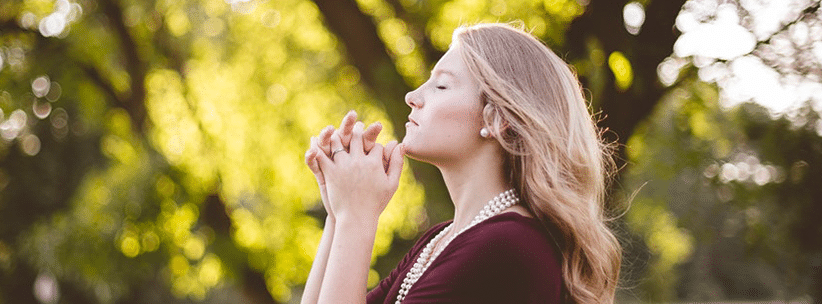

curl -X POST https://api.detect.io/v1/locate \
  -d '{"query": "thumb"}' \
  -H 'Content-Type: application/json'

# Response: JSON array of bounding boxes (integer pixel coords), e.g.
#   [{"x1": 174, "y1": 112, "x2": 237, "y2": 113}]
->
[
  {"x1": 386, "y1": 143, "x2": 405, "y2": 185},
  {"x1": 315, "y1": 141, "x2": 334, "y2": 169},
  {"x1": 382, "y1": 140, "x2": 398, "y2": 171}
]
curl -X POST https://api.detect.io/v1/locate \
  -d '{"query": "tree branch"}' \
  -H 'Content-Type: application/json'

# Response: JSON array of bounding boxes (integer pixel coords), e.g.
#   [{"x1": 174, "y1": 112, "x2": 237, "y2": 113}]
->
[
  {"x1": 98, "y1": 0, "x2": 147, "y2": 133},
  {"x1": 567, "y1": 0, "x2": 685, "y2": 147},
  {"x1": 0, "y1": 19, "x2": 27, "y2": 34},
  {"x1": 312, "y1": 0, "x2": 452, "y2": 223},
  {"x1": 383, "y1": 0, "x2": 443, "y2": 66},
  {"x1": 79, "y1": 62, "x2": 125, "y2": 106},
  {"x1": 312, "y1": 0, "x2": 410, "y2": 129}
]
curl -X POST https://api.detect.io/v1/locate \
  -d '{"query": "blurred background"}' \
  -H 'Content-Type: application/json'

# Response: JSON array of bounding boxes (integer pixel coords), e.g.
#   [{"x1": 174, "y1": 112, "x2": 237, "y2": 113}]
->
[{"x1": 0, "y1": 0, "x2": 820, "y2": 303}]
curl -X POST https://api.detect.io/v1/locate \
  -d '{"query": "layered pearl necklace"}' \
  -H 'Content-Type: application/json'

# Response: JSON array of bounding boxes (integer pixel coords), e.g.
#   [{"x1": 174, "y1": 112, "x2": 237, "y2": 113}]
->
[{"x1": 394, "y1": 189, "x2": 519, "y2": 304}]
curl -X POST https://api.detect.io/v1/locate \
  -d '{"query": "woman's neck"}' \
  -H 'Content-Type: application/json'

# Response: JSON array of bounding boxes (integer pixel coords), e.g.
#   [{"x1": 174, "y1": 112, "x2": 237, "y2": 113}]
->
[{"x1": 438, "y1": 147, "x2": 510, "y2": 233}]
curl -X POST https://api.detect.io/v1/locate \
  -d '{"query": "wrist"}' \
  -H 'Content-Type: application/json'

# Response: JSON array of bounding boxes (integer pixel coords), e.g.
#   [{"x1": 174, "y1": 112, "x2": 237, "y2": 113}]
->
[{"x1": 334, "y1": 213, "x2": 379, "y2": 234}]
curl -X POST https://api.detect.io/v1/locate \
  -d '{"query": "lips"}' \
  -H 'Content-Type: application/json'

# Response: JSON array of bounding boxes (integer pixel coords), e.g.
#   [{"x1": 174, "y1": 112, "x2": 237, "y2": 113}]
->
[{"x1": 407, "y1": 116, "x2": 419, "y2": 126}]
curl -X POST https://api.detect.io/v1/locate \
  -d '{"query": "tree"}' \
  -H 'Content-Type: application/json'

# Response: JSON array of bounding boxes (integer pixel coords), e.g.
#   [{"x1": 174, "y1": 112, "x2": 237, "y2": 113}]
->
[
  {"x1": 1, "y1": 0, "x2": 820, "y2": 302},
  {"x1": 623, "y1": 0, "x2": 822, "y2": 301},
  {"x1": 312, "y1": 0, "x2": 822, "y2": 302},
  {"x1": 0, "y1": 0, "x2": 426, "y2": 302}
]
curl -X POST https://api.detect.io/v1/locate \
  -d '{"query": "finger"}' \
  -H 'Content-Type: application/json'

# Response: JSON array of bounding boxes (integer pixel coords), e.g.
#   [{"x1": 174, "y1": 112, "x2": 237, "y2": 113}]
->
[
  {"x1": 308, "y1": 137, "x2": 321, "y2": 170},
  {"x1": 362, "y1": 122, "x2": 382, "y2": 153},
  {"x1": 304, "y1": 145, "x2": 316, "y2": 168},
  {"x1": 328, "y1": 133, "x2": 346, "y2": 161},
  {"x1": 339, "y1": 110, "x2": 357, "y2": 150},
  {"x1": 317, "y1": 135, "x2": 338, "y2": 167},
  {"x1": 307, "y1": 138, "x2": 326, "y2": 183},
  {"x1": 383, "y1": 140, "x2": 398, "y2": 170},
  {"x1": 319, "y1": 125, "x2": 334, "y2": 156},
  {"x1": 350, "y1": 121, "x2": 365, "y2": 156},
  {"x1": 370, "y1": 143, "x2": 385, "y2": 168},
  {"x1": 386, "y1": 143, "x2": 405, "y2": 184}
]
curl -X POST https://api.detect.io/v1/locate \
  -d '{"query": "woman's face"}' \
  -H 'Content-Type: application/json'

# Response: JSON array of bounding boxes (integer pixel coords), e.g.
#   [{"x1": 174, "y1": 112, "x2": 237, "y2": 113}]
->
[{"x1": 402, "y1": 43, "x2": 485, "y2": 165}]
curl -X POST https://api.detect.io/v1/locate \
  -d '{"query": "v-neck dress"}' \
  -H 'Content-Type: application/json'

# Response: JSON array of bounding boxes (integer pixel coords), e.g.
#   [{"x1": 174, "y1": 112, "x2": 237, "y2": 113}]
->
[{"x1": 366, "y1": 212, "x2": 564, "y2": 303}]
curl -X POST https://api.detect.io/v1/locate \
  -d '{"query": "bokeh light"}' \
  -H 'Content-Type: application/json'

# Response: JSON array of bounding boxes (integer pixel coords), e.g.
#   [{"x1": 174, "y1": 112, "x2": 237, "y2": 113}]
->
[
  {"x1": 673, "y1": 0, "x2": 822, "y2": 120},
  {"x1": 1, "y1": 110, "x2": 27, "y2": 141},
  {"x1": 33, "y1": 272, "x2": 59, "y2": 304},
  {"x1": 31, "y1": 76, "x2": 50, "y2": 98},
  {"x1": 35, "y1": 0, "x2": 82, "y2": 38},
  {"x1": 33, "y1": 100, "x2": 52, "y2": 119},
  {"x1": 2, "y1": 0, "x2": 821, "y2": 303},
  {"x1": 623, "y1": 2, "x2": 645, "y2": 35},
  {"x1": 608, "y1": 51, "x2": 633, "y2": 91}
]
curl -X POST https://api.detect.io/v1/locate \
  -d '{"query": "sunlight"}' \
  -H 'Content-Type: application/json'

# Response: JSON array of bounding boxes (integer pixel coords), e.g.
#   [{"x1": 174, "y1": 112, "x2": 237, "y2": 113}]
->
[
  {"x1": 623, "y1": 2, "x2": 645, "y2": 35},
  {"x1": 31, "y1": 75, "x2": 49, "y2": 98},
  {"x1": 657, "y1": 57, "x2": 688, "y2": 86},
  {"x1": 674, "y1": 0, "x2": 822, "y2": 120},
  {"x1": 21, "y1": 134, "x2": 41, "y2": 156},
  {"x1": 33, "y1": 272, "x2": 59, "y2": 304},
  {"x1": 32, "y1": 100, "x2": 52, "y2": 119},
  {"x1": 1, "y1": 110, "x2": 27, "y2": 141},
  {"x1": 674, "y1": 4, "x2": 755, "y2": 60},
  {"x1": 35, "y1": 0, "x2": 81, "y2": 38},
  {"x1": 608, "y1": 51, "x2": 633, "y2": 91},
  {"x1": 719, "y1": 55, "x2": 822, "y2": 116},
  {"x1": 740, "y1": 0, "x2": 797, "y2": 39}
]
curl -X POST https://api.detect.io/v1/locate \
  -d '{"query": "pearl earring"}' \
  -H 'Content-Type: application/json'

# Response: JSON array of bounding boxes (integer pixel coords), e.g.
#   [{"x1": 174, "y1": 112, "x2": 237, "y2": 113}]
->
[{"x1": 480, "y1": 127, "x2": 490, "y2": 138}]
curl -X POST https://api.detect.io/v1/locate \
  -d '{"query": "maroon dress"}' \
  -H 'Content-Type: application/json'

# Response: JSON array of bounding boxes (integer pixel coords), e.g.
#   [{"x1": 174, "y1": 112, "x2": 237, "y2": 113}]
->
[{"x1": 367, "y1": 212, "x2": 564, "y2": 303}]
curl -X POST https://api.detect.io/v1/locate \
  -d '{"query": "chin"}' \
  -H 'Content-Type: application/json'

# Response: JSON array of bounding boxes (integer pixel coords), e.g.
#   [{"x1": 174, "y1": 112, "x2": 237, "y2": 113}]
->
[
  {"x1": 402, "y1": 145, "x2": 442, "y2": 165},
  {"x1": 399, "y1": 141, "x2": 424, "y2": 162}
]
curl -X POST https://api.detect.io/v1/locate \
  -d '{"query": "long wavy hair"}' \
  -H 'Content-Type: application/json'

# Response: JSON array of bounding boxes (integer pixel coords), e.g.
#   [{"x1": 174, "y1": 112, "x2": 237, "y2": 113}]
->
[{"x1": 453, "y1": 23, "x2": 621, "y2": 304}]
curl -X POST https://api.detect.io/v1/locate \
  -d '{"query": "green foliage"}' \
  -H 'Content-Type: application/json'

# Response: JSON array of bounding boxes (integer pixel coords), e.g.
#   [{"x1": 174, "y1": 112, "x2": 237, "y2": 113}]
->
[
  {"x1": 2, "y1": 0, "x2": 820, "y2": 303},
  {"x1": 624, "y1": 76, "x2": 822, "y2": 301},
  {"x1": 1, "y1": 0, "x2": 428, "y2": 302},
  {"x1": 624, "y1": 79, "x2": 734, "y2": 300},
  {"x1": 0, "y1": 0, "x2": 591, "y2": 301}
]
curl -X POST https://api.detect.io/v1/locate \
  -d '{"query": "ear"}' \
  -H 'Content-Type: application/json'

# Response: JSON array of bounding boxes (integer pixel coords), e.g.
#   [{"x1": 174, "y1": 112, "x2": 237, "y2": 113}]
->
[{"x1": 481, "y1": 103, "x2": 507, "y2": 135}]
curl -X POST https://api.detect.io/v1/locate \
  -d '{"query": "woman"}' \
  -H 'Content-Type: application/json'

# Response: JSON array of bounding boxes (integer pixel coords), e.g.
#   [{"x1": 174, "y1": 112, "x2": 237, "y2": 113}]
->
[{"x1": 302, "y1": 23, "x2": 621, "y2": 304}]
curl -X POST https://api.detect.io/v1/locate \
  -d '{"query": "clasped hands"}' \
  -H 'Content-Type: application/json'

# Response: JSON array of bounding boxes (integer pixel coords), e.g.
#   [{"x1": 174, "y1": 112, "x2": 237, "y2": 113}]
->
[{"x1": 304, "y1": 111, "x2": 405, "y2": 224}]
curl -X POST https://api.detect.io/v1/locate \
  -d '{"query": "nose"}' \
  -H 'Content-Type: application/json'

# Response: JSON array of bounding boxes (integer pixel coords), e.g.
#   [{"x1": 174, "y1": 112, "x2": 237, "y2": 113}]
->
[{"x1": 405, "y1": 89, "x2": 422, "y2": 109}]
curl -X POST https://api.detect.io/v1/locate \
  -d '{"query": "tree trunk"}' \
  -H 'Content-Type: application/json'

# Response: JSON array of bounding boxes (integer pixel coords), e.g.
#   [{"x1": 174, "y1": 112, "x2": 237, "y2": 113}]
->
[
  {"x1": 312, "y1": 0, "x2": 453, "y2": 223},
  {"x1": 567, "y1": 0, "x2": 686, "y2": 161}
]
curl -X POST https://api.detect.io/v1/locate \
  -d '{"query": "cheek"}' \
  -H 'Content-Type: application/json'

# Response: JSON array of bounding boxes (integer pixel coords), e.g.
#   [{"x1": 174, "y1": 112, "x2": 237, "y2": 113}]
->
[
  {"x1": 434, "y1": 107, "x2": 470, "y2": 125},
  {"x1": 430, "y1": 101, "x2": 482, "y2": 136}
]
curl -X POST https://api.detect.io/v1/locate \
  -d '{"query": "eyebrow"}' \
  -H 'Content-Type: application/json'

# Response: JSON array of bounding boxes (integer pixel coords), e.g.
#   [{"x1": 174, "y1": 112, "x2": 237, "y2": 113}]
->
[{"x1": 432, "y1": 69, "x2": 457, "y2": 79}]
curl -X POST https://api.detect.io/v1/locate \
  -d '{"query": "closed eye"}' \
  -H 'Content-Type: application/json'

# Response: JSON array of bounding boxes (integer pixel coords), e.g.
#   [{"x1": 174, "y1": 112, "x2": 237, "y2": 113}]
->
[{"x1": 436, "y1": 85, "x2": 447, "y2": 90}]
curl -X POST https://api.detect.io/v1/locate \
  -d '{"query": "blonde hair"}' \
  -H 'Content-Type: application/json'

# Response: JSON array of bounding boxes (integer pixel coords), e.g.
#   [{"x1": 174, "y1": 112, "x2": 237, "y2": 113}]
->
[{"x1": 453, "y1": 23, "x2": 621, "y2": 304}]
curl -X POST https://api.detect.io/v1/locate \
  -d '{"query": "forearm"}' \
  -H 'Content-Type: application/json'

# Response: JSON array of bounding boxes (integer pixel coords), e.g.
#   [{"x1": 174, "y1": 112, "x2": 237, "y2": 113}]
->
[
  {"x1": 317, "y1": 217, "x2": 379, "y2": 304},
  {"x1": 301, "y1": 216, "x2": 336, "y2": 304}
]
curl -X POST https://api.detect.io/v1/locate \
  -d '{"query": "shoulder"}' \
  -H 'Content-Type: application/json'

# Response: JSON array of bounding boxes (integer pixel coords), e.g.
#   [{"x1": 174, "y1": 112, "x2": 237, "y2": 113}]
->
[
  {"x1": 456, "y1": 212, "x2": 562, "y2": 264},
  {"x1": 416, "y1": 212, "x2": 564, "y2": 303}
]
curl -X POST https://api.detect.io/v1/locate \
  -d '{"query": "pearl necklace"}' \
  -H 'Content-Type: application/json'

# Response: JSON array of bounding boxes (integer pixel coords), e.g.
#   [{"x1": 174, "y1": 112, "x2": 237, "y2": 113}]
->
[{"x1": 394, "y1": 189, "x2": 519, "y2": 303}]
